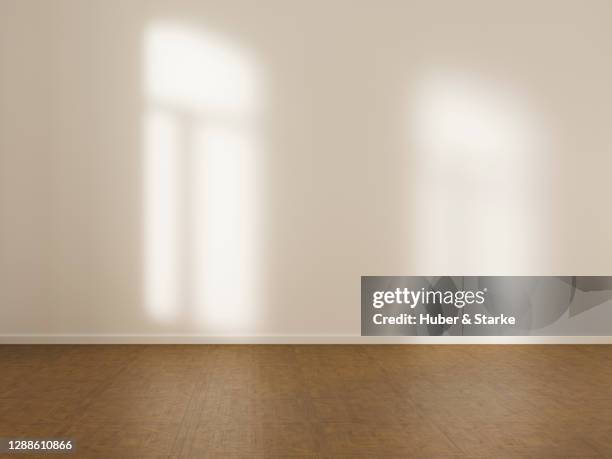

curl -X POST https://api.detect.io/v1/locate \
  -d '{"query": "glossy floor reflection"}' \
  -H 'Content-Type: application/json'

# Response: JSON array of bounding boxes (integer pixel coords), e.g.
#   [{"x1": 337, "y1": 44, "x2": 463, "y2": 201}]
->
[{"x1": 1, "y1": 345, "x2": 611, "y2": 457}]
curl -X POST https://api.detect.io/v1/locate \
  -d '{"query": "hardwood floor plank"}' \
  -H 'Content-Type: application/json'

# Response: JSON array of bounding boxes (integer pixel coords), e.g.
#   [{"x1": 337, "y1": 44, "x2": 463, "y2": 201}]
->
[{"x1": 0, "y1": 345, "x2": 610, "y2": 458}]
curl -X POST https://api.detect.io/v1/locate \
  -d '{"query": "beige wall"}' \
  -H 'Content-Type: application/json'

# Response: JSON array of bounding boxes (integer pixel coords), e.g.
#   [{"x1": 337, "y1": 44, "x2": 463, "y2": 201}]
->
[{"x1": 1, "y1": 0, "x2": 612, "y2": 337}]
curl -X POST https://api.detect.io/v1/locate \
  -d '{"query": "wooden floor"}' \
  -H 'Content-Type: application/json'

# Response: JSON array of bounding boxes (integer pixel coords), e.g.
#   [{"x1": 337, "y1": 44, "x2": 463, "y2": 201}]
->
[{"x1": 1, "y1": 345, "x2": 611, "y2": 458}]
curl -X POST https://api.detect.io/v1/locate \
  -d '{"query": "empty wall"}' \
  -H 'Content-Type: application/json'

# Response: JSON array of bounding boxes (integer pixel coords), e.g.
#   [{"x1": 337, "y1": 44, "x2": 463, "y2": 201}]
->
[{"x1": 1, "y1": 0, "x2": 612, "y2": 338}]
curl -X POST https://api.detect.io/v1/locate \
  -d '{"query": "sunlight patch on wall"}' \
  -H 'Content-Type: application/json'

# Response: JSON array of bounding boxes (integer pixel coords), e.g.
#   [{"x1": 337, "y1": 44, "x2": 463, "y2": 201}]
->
[
  {"x1": 143, "y1": 21, "x2": 261, "y2": 332},
  {"x1": 143, "y1": 109, "x2": 180, "y2": 322},
  {"x1": 145, "y1": 24, "x2": 258, "y2": 114},
  {"x1": 409, "y1": 71, "x2": 551, "y2": 274},
  {"x1": 191, "y1": 124, "x2": 258, "y2": 330}
]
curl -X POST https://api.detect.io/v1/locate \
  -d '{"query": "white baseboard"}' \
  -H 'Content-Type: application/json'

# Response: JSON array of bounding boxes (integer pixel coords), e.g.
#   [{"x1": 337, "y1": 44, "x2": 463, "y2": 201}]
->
[{"x1": 1, "y1": 334, "x2": 612, "y2": 344}]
